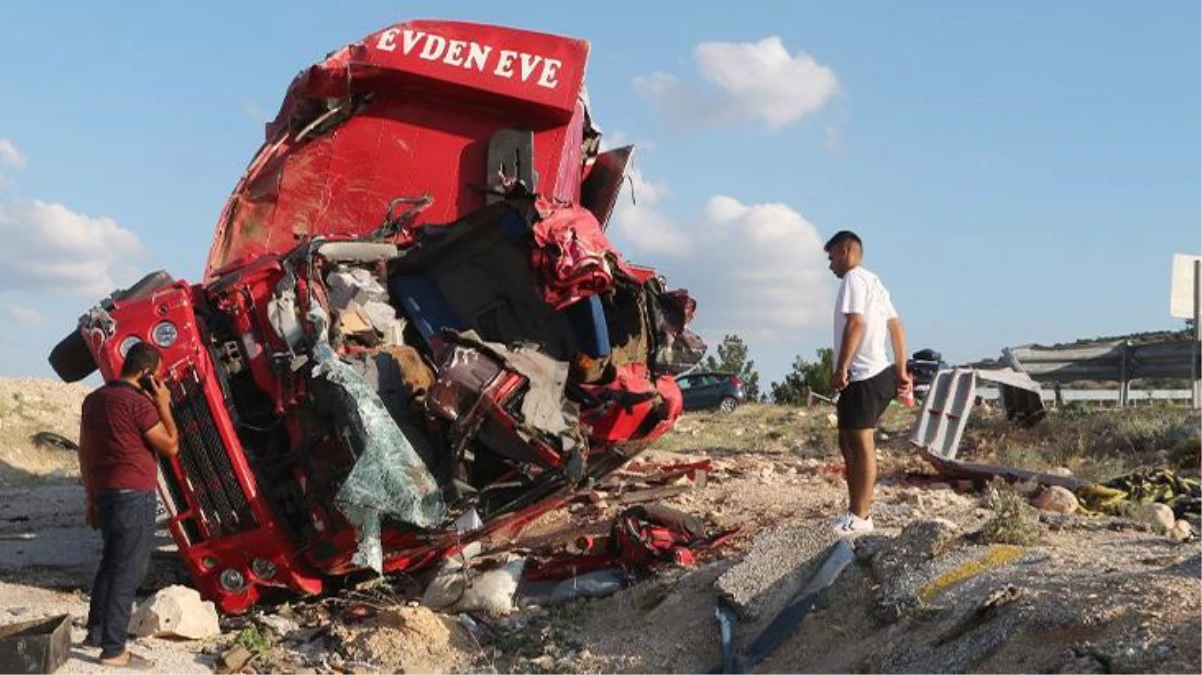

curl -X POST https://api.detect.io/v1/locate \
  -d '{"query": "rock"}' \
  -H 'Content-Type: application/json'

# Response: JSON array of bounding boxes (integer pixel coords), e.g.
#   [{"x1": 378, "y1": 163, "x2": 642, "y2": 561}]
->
[
  {"x1": 1047, "y1": 467, "x2": 1073, "y2": 477},
  {"x1": 928, "y1": 482, "x2": 952, "y2": 491},
  {"x1": 257, "y1": 613, "x2": 299, "y2": 636},
  {"x1": 1134, "y1": 503, "x2": 1176, "y2": 534},
  {"x1": 1033, "y1": 486, "x2": 1079, "y2": 514},
  {"x1": 129, "y1": 585, "x2": 221, "y2": 639},
  {"x1": 826, "y1": 413, "x2": 838, "y2": 428},
  {"x1": 899, "y1": 518, "x2": 960, "y2": 557},
  {"x1": 216, "y1": 646, "x2": 254, "y2": 675},
  {"x1": 716, "y1": 522, "x2": 839, "y2": 620},
  {"x1": 1168, "y1": 519, "x2": 1194, "y2": 543}
]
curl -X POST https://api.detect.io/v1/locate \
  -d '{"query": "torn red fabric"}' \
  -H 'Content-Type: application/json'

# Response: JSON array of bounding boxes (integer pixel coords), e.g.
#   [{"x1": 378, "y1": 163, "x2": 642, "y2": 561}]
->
[{"x1": 529, "y1": 205, "x2": 632, "y2": 309}]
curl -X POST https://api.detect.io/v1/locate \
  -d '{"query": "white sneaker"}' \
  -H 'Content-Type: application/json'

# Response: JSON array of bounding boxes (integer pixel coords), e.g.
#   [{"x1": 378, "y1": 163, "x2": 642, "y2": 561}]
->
[{"x1": 831, "y1": 511, "x2": 874, "y2": 536}]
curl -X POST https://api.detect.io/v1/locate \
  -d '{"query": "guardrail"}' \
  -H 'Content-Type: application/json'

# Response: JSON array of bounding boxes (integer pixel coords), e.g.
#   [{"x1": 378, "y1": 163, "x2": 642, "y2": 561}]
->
[
  {"x1": 976, "y1": 387, "x2": 1192, "y2": 404},
  {"x1": 1002, "y1": 339, "x2": 1200, "y2": 407}
]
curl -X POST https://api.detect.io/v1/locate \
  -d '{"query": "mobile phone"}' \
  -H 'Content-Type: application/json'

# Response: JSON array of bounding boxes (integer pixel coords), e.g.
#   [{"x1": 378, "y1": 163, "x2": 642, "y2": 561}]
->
[{"x1": 139, "y1": 374, "x2": 156, "y2": 392}]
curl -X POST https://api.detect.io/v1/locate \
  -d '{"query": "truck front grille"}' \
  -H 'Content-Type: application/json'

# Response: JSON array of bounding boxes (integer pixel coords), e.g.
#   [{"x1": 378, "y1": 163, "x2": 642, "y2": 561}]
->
[{"x1": 165, "y1": 371, "x2": 257, "y2": 539}]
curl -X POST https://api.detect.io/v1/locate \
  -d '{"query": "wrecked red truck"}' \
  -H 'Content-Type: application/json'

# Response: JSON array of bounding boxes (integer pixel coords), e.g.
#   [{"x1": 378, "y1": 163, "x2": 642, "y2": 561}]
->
[{"x1": 48, "y1": 19, "x2": 704, "y2": 614}]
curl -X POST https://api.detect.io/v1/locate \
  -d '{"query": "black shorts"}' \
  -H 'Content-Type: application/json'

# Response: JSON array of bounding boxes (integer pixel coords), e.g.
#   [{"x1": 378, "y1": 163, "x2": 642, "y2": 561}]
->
[{"x1": 837, "y1": 367, "x2": 897, "y2": 430}]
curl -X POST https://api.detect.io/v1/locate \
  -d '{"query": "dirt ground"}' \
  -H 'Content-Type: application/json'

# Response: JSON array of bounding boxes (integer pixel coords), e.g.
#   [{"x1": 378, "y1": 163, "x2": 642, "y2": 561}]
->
[{"x1": 0, "y1": 376, "x2": 1198, "y2": 674}]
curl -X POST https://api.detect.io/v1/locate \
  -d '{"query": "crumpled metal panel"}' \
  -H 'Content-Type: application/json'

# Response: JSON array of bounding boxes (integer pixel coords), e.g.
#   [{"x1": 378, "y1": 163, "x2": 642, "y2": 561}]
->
[
  {"x1": 307, "y1": 305, "x2": 446, "y2": 573},
  {"x1": 909, "y1": 368, "x2": 1044, "y2": 459},
  {"x1": 976, "y1": 367, "x2": 1046, "y2": 426},
  {"x1": 205, "y1": 20, "x2": 591, "y2": 278}
]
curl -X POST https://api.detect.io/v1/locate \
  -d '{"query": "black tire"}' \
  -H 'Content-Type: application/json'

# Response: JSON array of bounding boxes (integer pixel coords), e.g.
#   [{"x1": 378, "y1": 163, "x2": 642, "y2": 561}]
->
[
  {"x1": 30, "y1": 431, "x2": 79, "y2": 451},
  {"x1": 119, "y1": 270, "x2": 175, "y2": 302},
  {"x1": 46, "y1": 270, "x2": 175, "y2": 383},
  {"x1": 49, "y1": 330, "x2": 97, "y2": 383},
  {"x1": 718, "y1": 396, "x2": 738, "y2": 413}
]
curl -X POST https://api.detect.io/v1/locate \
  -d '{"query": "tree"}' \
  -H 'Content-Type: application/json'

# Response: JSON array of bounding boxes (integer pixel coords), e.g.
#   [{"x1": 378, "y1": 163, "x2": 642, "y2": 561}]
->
[
  {"x1": 702, "y1": 334, "x2": 762, "y2": 400},
  {"x1": 770, "y1": 348, "x2": 835, "y2": 406}
]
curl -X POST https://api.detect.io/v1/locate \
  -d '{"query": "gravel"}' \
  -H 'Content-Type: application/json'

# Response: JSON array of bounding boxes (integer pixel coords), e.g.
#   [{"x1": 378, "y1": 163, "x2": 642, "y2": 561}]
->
[{"x1": 715, "y1": 521, "x2": 839, "y2": 622}]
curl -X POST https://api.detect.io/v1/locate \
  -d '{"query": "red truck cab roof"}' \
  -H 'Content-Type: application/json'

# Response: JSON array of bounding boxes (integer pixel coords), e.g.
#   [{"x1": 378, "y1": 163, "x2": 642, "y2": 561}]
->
[{"x1": 206, "y1": 20, "x2": 594, "y2": 278}]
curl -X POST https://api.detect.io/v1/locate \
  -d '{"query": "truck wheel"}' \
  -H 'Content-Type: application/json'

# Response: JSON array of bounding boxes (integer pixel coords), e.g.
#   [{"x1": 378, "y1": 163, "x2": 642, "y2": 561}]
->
[
  {"x1": 47, "y1": 270, "x2": 175, "y2": 383},
  {"x1": 49, "y1": 331, "x2": 97, "y2": 383}
]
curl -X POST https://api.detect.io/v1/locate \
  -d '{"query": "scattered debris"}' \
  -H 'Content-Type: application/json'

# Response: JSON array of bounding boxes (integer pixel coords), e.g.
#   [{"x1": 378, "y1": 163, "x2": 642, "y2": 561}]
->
[
  {"x1": 27, "y1": 432, "x2": 77, "y2": 452},
  {"x1": 909, "y1": 367, "x2": 1045, "y2": 461},
  {"x1": 0, "y1": 614, "x2": 70, "y2": 675},
  {"x1": 920, "y1": 450, "x2": 1091, "y2": 492},
  {"x1": 422, "y1": 555, "x2": 526, "y2": 615},
  {"x1": 214, "y1": 645, "x2": 254, "y2": 675}
]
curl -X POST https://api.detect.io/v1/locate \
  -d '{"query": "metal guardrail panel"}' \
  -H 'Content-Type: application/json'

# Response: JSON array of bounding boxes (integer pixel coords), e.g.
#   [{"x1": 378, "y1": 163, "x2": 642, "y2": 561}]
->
[
  {"x1": 909, "y1": 367, "x2": 1045, "y2": 458},
  {"x1": 1005, "y1": 340, "x2": 1199, "y2": 382},
  {"x1": 908, "y1": 368, "x2": 977, "y2": 460}
]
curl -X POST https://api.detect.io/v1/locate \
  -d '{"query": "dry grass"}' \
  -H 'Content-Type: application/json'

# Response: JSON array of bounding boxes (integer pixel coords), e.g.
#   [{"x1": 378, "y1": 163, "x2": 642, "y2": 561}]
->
[
  {"x1": 959, "y1": 402, "x2": 1199, "y2": 482},
  {"x1": 0, "y1": 377, "x2": 91, "y2": 486},
  {"x1": 651, "y1": 402, "x2": 920, "y2": 460},
  {"x1": 975, "y1": 480, "x2": 1043, "y2": 545}
]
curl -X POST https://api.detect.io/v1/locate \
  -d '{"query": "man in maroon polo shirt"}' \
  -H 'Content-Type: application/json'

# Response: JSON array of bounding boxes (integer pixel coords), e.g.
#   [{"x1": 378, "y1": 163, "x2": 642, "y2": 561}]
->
[{"x1": 78, "y1": 342, "x2": 179, "y2": 668}]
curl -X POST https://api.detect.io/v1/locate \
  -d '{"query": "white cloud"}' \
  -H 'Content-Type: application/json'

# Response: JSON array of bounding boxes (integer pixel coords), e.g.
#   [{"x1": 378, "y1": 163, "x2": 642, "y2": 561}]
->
[
  {"x1": 0, "y1": 139, "x2": 27, "y2": 169},
  {"x1": 6, "y1": 304, "x2": 43, "y2": 326},
  {"x1": 690, "y1": 195, "x2": 832, "y2": 336},
  {"x1": 0, "y1": 200, "x2": 144, "y2": 296},
  {"x1": 609, "y1": 174, "x2": 832, "y2": 341},
  {"x1": 610, "y1": 167, "x2": 694, "y2": 256},
  {"x1": 635, "y1": 36, "x2": 839, "y2": 130}
]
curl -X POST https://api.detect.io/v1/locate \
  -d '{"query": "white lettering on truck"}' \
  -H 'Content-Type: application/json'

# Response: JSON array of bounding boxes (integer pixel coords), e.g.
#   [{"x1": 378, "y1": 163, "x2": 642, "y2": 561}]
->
[{"x1": 373, "y1": 28, "x2": 563, "y2": 89}]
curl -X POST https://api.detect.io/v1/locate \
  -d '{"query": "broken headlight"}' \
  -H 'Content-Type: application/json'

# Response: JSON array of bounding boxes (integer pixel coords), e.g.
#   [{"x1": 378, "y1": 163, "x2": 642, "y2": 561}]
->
[
  {"x1": 219, "y1": 568, "x2": 247, "y2": 593},
  {"x1": 118, "y1": 335, "x2": 141, "y2": 357},
  {"x1": 152, "y1": 321, "x2": 178, "y2": 348}
]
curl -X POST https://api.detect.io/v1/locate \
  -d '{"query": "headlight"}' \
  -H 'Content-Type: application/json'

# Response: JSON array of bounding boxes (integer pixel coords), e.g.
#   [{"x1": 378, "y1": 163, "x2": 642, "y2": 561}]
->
[
  {"x1": 118, "y1": 336, "x2": 141, "y2": 357},
  {"x1": 251, "y1": 558, "x2": 277, "y2": 580},
  {"x1": 219, "y1": 568, "x2": 247, "y2": 592},
  {"x1": 151, "y1": 321, "x2": 178, "y2": 347}
]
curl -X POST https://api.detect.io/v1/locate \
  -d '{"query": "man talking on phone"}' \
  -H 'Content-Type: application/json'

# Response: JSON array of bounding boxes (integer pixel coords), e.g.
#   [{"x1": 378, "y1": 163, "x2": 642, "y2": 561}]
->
[{"x1": 78, "y1": 342, "x2": 179, "y2": 668}]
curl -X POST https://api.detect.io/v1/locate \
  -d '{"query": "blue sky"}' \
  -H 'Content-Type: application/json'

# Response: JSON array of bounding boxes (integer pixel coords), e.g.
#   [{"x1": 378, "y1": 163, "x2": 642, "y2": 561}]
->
[{"x1": 0, "y1": 0, "x2": 1198, "y2": 385}]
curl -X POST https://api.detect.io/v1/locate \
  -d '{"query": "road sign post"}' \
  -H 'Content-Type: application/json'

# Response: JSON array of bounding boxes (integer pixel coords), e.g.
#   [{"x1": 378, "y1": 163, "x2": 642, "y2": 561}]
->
[{"x1": 1171, "y1": 254, "x2": 1202, "y2": 410}]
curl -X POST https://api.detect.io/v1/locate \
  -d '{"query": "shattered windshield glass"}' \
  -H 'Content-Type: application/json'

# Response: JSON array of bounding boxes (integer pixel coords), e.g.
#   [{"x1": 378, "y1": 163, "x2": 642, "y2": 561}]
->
[{"x1": 308, "y1": 304, "x2": 446, "y2": 572}]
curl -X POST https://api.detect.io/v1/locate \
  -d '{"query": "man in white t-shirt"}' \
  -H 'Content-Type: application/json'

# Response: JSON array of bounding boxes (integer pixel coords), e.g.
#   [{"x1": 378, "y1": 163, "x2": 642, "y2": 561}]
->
[{"x1": 824, "y1": 230, "x2": 912, "y2": 536}]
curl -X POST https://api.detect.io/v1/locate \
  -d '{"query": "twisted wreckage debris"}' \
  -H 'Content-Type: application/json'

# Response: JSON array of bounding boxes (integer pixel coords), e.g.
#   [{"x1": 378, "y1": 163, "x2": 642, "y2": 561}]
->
[
  {"x1": 908, "y1": 367, "x2": 1200, "y2": 522},
  {"x1": 46, "y1": 18, "x2": 705, "y2": 614}
]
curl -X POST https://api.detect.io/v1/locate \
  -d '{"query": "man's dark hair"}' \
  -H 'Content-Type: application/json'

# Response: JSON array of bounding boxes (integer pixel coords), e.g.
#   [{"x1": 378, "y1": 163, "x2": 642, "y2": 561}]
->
[
  {"x1": 120, "y1": 342, "x2": 162, "y2": 377},
  {"x1": 823, "y1": 230, "x2": 863, "y2": 252}
]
